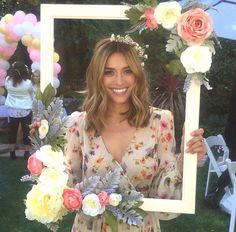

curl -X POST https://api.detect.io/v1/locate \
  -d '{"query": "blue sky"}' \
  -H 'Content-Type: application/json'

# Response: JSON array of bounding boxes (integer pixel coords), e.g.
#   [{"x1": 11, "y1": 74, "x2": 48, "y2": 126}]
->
[{"x1": 180, "y1": 0, "x2": 236, "y2": 40}]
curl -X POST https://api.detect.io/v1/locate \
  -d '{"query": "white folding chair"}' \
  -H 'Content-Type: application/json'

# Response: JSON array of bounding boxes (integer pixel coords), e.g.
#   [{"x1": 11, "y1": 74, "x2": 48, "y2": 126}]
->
[
  {"x1": 204, "y1": 134, "x2": 229, "y2": 197},
  {"x1": 226, "y1": 159, "x2": 236, "y2": 232}
]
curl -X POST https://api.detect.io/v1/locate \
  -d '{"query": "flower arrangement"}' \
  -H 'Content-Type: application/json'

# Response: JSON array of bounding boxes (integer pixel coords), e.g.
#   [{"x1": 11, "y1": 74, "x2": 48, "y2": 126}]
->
[
  {"x1": 21, "y1": 84, "x2": 146, "y2": 232},
  {"x1": 124, "y1": 0, "x2": 218, "y2": 91}
]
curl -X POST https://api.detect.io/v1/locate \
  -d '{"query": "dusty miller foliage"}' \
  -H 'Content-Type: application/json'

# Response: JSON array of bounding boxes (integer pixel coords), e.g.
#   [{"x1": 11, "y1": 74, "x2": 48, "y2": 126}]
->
[{"x1": 75, "y1": 168, "x2": 146, "y2": 227}]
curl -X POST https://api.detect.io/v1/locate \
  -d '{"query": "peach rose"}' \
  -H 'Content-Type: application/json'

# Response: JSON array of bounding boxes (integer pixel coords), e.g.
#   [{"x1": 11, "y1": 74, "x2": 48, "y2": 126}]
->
[
  {"x1": 145, "y1": 7, "x2": 158, "y2": 29},
  {"x1": 63, "y1": 188, "x2": 83, "y2": 211},
  {"x1": 98, "y1": 191, "x2": 110, "y2": 206},
  {"x1": 27, "y1": 153, "x2": 44, "y2": 176},
  {"x1": 177, "y1": 8, "x2": 213, "y2": 45}
]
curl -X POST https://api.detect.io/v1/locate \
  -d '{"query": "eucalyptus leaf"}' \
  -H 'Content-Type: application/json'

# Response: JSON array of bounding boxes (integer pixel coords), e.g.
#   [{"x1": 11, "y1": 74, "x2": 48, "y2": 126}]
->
[{"x1": 125, "y1": 8, "x2": 144, "y2": 26}]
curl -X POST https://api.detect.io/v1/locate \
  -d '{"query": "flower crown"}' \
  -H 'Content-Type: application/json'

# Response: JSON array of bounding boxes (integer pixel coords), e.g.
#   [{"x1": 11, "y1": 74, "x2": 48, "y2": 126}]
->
[{"x1": 110, "y1": 34, "x2": 148, "y2": 66}]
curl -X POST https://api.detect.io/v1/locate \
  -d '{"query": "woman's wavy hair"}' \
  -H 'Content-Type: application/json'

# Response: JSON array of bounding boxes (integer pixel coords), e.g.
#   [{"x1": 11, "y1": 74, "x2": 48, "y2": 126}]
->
[
  {"x1": 8, "y1": 61, "x2": 31, "y2": 87},
  {"x1": 82, "y1": 37, "x2": 151, "y2": 133}
]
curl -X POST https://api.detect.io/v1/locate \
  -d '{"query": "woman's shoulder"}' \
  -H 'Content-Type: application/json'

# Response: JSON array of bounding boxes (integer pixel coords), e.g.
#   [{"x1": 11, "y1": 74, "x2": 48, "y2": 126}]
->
[
  {"x1": 68, "y1": 111, "x2": 87, "y2": 130},
  {"x1": 150, "y1": 106, "x2": 173, "y2": 121}
]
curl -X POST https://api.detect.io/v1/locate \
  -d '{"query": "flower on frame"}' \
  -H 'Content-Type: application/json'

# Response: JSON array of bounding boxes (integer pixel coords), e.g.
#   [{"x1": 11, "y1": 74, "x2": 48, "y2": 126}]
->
[
  {"x1": 177, "y1": 8, "x2": 213, "y2": 45},
  {"x1": 154, "y1": 1, "x2": 182, "y2": 30},
  {"x1": 144, "y1": 7, "x2": 158, "y2": 29},
  {"x1": 109, "y1": 193, "x2": 122, "y2": 207},
  {"x1": 25, "y1": 183, "x2": 67, "y2": 224},
  {"x1": 63, "y1": 188, "x2": 83, "y2": 211},
  {"x1": 39, "y1": 168, "x2": 68, "y2": 188},
  {"x1": 180, "y1": 45, "x2": 212, "y2": 74},
  {"x1": 27, "y1": 153, "x2": 44, "y2": 176},
  {"x1": 36, "y1": 145, "x2": 65, "y2": 171},
  {"x1": 82, "y1": 193, "x2": 105, "y2": 217},
  {"x1": 38, "y1": 119, "x2": 49, "y2": 139}
]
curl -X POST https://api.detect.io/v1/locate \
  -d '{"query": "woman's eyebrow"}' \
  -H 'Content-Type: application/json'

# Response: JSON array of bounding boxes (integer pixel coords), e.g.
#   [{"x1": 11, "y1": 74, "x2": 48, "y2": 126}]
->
[{"x1": 104, "y1": 66, "x2": 130, "y2": 70}]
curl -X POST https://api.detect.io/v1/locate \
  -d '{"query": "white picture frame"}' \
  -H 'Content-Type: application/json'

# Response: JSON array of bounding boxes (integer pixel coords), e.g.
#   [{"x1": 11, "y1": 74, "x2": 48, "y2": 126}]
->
[{"x1": 40, "y1": 4, "x2": 200, "y2": 214}]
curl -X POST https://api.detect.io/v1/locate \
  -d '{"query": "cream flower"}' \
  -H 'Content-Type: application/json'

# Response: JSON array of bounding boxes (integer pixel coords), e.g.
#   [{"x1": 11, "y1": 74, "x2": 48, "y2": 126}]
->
[
  {"x1": 154, "y1": 1, "x2": 182, "y2": 30},
  {"x1": 35, "y1": 145, "x2": 65, "y2": 170},
  {"x1": 180, "y1": 45, "x2": 212, "y2": 73},
  {"x1": 25, "y1": 183, "x2": 67, "y2": 224},
  {"x1": 109, "y1": 193, "x2": 122, "y2": 207},
  {"x1": 38, "y1": 119, "x2": 49, "y2": 139},
  {"x1": 39, "y1": 167, "x2": 68, "y2": 188},
  {"x1": 82, "y1": 194, "x2": 105, "y2": 217}
]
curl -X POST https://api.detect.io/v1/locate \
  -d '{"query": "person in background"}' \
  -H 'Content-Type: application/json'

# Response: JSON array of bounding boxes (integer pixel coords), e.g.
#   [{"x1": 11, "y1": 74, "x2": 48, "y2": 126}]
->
[
  {"x1": 5, "y1": 61, "x2": 33, "y2": 160},
  {"x1": 31, "y1": 70, "x2": 40, "y2": 95},
  {"x1": 65, "y1": 35, "x2": 206, "y2": 232},
  {"x1": 204, "y1": 80, "x2": 236, "y2": 208}
]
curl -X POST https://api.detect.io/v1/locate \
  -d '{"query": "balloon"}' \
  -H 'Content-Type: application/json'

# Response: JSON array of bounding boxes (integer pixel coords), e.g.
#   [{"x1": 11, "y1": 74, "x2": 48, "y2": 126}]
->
[
  {"x1": 0, "y1": 59, "x2": 10, "y2": 70},
  {"x1": 0, "y1": 24, "x2": 7, "y2": 34},
  {"x1": 31, "y1": 62, "x2": 40, "y2": 71},
  {"x1": 21, "y1": 21, "x2": 33, "y2": 35},
  {"x1": 31, "y1": 38, "x2": 40, "y2": 49},
  {"x1": 0, "y1": 69, "x2": 7, "y2": 79},
  {"x1": 31, "y1": 24, "x2": 40, "y2": 38},
  {"x1": 51, "y1": 77, "x2": 60, "y2": 88},
  {"x1": 0, "y1": 87, "x2": 5, "y2": 96},
  {"x1": 21, "y1": 34, "x2": 33, "y2": 47},
  {"x1": 4, "y1": 14, "x2": 14, "y2": 23},
  {"x1": 13, "y1": 24, "x2": 24, "y2": 37},
  {"x1": 13, "y1": 11, "x2": 26, "y2": 24},
  {"x1": 0, "y1": 76, "x2": 6, "y2": 86},
  {"x1": 53, "y1": 52, "x2": 60, "y2": 62},
  {"x1": 29, "y1": 50, "x2": 40, "y2": 62},
  {"x1": 53, "y1": 63, "x2": 61, "y2": 75},
  {"x1": 25, "y1": 13, "x2": 37, "y2": 25}
]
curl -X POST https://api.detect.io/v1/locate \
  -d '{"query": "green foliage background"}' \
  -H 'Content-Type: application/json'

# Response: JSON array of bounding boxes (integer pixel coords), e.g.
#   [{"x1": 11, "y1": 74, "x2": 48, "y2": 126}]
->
[{"x1": 1, "y1": 0, "x2": 236, "y2": 136}]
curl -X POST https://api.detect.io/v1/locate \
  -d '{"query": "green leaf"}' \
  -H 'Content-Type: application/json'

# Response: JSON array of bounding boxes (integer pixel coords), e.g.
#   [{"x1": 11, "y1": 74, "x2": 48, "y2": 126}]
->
[
  {"x1": 104, "y1": 210, "x2": 118, "y2": 232},
  {"x1": 42, "y1": 84, "x2": 57, "y2": 108},
  {"x1": 35, "y1": 88, "x2": 43, "y2": 101},
  {"x1": 133, "y1": 208, "x2": 148, "y2": 218},
  {"x1": 125, "y1": 8, "x2": 144, "y2": 26},
  {"x1": 166, "y1": 59, "x2": 186, "y2": 76},
  {"x1": 132, "y1": 201, "x2": 144, "y2": 208}
]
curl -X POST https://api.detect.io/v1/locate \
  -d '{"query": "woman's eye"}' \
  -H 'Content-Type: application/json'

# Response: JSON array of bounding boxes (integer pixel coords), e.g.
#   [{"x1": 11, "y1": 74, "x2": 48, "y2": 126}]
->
[
  {"x1": 104, "y1": 70, "x2": 114, "y2": 76},
  {"x1": 124, "y1": 69, "x2": 133, "y2": 75}
]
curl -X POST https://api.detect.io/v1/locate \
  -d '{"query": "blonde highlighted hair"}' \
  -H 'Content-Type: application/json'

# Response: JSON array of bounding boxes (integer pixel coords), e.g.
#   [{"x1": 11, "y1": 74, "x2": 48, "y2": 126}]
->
[{"x1": 82, "y1": 37, "x2": 151, "y2": 133}]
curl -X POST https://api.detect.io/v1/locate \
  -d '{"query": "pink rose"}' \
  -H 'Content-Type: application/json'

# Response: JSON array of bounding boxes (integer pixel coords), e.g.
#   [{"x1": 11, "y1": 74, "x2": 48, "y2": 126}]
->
[
  {"x1": 27, "y1": 154, "x2": 44, "y2": 176},
  {"x1": 177, "y1": 8, "x2": 213, "y2": 45},
  {"x1": 98, "y1": 191, "x2": 110, "y2": 206},
  {"x1": 145, "y1": 7, "x2": 158, "y2": 29},
  {"x1": 63, "y1": 188, "x2": 83, "y2": 211}
]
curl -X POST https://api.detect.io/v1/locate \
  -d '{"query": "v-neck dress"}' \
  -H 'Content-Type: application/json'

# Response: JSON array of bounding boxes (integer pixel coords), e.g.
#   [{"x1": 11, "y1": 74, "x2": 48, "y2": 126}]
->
[{"x1": 65, "y1": 108, "x2": 182, "y2": 232}]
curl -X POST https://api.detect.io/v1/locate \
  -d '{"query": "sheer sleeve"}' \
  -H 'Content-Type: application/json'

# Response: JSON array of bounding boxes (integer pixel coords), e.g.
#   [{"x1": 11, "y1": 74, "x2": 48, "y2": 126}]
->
[
  {"x1": 64, "y1": 112, "x2": 84, "y2": 187},
  {"x1": 148, "y1": 109, "x2": 182, "y2": 220}
]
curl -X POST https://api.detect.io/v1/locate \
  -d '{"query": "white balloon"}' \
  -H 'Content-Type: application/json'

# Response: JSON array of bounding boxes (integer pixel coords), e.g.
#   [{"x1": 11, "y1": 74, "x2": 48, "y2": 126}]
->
[
  {"x1": 31, "y1": 62, "x2": 40, "y2": 71},
  {"x1": 21, "y1": 21, "x2": 33, "y2": 35},
  {"x1": 51, "y1": 77, "x2": 60, "y2": 88},
  {"x1": 0, "y1": 59, "x2": 10, "y2": 70},
  {"x1": 13, "y1": 24, "x2": 24, "y2": 37},
  {"x1": 31, "y1": 25, "x2": 40, "y2": 38}
]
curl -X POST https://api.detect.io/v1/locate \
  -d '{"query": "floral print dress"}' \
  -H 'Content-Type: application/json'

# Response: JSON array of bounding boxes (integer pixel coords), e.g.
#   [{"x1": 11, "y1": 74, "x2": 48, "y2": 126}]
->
[{"x1": 65, "y1": 108, "x2": 182, "y2": 232}]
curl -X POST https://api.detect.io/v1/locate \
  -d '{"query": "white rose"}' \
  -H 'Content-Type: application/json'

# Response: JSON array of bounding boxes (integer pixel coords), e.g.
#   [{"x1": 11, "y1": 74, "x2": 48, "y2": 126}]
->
[
  {"x1": 36, "y1": 145, "x2": 65, "y2": 170},
  {"x1": 109, "y1": 193, "x2": 122, "y2": 207},
  {"x1": 82, "y1": 194, "x2": 105, "y2": 217},
  {"x1": 180, "y1": 45, "x2": 212, "y2": 73},
  {"x1": 38, "y1": 119, "x2": 49, "y2": 139},
  {"x1": 154, "y1": 1, "x2": 182, "y2": 30},
  {"x1": 39, "y1": 167, "x2": 68, "y2": 188}
]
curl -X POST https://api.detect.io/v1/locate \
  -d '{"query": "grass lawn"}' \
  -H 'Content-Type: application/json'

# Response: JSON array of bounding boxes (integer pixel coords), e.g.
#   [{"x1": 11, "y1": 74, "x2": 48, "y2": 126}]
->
[{"x1": 0, "y1": 134, "x2": 230, "y2": 232}]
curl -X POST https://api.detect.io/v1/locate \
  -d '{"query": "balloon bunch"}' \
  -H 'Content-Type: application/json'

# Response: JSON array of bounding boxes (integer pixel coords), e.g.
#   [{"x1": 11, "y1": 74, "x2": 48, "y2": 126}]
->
[{"x1": 0, "y1": 10, "x2": 61, "y2": 89}]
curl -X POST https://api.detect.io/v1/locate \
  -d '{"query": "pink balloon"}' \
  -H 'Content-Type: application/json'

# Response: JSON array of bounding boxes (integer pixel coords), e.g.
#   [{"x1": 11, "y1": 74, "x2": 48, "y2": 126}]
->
[
  {"x1": 3, "y1": 47, "x2": 16, "y2": 56},
  {"x1": 13, "y1": 11, "x2": 26, "y2": 24},
  {"x1": 0, "y1": 76, "x2": 6, "y2": 86},
  {"x1": 27, "y1": 46, "x2": 33, "y2": 53},
  {"x1": 53, "y1": 63, "x2": 61, "y2": 75},
  {"x1": 0, "y1": 69, "x2": 7, "y2": 79},
  {"x1": 25, "y1": 13, "x2": 38, "y2": 25},
  {"x1": 29, "y1": 50, "x2": 40, "y2": 62}
]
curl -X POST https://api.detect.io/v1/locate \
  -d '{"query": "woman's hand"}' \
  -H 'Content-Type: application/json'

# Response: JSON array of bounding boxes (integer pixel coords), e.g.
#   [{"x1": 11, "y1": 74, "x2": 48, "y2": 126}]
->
[{"x1": 185, "y1": 128, "x2": 206, "y2": 160}]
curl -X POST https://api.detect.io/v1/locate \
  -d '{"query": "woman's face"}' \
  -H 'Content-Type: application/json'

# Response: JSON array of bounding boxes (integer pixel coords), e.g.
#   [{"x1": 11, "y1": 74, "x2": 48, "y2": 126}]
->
[{"x1": 102, "y1": 52, "x2": 136, "y2": 109}]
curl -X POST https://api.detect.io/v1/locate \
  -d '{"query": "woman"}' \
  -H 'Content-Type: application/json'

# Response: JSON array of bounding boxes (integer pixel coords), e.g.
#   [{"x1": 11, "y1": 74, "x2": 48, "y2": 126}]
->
[
  {"x1": 5, "y1": 61, "x2": 33, "y2": 160},
  {"x1": 65, "y1": 35, "x2": 206, "y2": 232}
]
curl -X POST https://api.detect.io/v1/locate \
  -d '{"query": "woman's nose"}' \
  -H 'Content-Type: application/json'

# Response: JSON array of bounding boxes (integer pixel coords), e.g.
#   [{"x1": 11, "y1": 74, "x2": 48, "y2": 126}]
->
[{"x1": 115, "y1": 72, "x2": 124, "y2": 85}]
